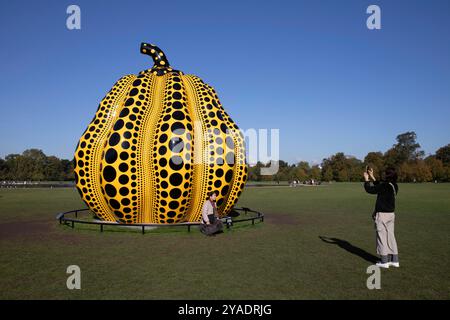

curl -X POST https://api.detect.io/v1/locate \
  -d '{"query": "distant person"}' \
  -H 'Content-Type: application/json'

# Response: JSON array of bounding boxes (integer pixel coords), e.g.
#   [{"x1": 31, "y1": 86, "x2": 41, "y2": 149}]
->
[
  {"x1": 200, "y1": 191, "x2": 223, "y2": 236},
  {"x1": 363, "y1": 167, "x2": 400, "y2": 269}
]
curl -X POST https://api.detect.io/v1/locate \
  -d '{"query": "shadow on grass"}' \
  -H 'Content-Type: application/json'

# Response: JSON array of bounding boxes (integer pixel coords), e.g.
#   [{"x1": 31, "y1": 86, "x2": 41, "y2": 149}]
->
[{"x1": 319, "y1": 236, "x2": 378, "y2": 263}]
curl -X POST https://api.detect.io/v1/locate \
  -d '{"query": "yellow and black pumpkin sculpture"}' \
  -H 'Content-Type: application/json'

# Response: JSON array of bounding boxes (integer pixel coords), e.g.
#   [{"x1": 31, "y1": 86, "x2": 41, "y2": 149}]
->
[{"x1": 74, "y1": 43, "x2": 247, "y2": 224}]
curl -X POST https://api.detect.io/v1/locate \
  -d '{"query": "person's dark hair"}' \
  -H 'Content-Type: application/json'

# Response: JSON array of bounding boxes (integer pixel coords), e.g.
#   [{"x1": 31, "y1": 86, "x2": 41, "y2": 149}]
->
[
  {"x1": 207, "y1": 191, "x2": 218, "y2": 199},
  {"x1": 384, "y1": 167, "x2": 398, "y2": 183}
]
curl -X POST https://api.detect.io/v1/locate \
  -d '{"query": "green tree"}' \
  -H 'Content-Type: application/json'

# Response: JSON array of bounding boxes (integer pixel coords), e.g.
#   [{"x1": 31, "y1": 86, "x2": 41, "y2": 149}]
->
[
  {"x1": 294, "y1": 161, "x2": 310, "y2": 182},
  {"x1": 0, "y1": 158, "x2": 7, "y2": 180},
  {"x1": 385, "y1": 131, "x2": 424, "y2": 167},
  {"x1": 45, "y1": 156, "x2": 64, "y2": 180},
  {"x1": 364, "y1": 151, "x2": 385, "y2": 179},
  {"x1": 61, "y1": 159, "x2": 75, "y2": 180},
  {"x1": 310, "y1": 165, "x2": 321, "y2": 181},
  {"x1": 436, "y1": 144, "x2": 450, "y2": 165},
  {"x1": 425, "y1": 156, "x2": 445, "y2": 181}
]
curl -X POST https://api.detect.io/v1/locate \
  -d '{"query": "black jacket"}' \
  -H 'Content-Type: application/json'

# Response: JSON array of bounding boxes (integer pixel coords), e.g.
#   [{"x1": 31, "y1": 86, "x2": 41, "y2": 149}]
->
[{"x1": 364, "y1": 181, "x2": 398, "y2": 213}]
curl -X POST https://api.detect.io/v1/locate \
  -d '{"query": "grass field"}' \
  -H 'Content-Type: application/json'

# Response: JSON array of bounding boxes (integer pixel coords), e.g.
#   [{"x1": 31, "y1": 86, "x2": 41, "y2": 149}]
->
[{"x1": 0, "y1": 183, "x2": 449, "y2": 299}]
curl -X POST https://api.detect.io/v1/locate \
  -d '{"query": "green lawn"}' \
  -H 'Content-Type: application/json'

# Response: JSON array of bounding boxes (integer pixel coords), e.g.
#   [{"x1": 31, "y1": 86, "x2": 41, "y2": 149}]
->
[{"x1": 0, "y1": 183, "x2": 449, "y2": 299}]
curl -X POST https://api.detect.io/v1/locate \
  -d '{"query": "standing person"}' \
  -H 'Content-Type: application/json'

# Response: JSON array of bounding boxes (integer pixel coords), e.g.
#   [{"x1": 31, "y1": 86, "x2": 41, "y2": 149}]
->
[
  {"x1": 200, "y1": 191, "x2": 223, "y2": 236},
  {"x1": 363, "y1": 167, "x2": 400, "y2": 268}
]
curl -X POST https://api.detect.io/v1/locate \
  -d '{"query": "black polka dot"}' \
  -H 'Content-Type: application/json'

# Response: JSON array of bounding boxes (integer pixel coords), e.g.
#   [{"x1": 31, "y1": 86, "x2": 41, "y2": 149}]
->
[
  {"x1": 77, "y1": 150, "x2": 84, "y2": 158},
  {"x1": 159, "y1": 146, "x2": 167, "y2": 156},
  {"x1": 225, "y1": 169, "x2": 233, "y2": 183},
  {"x1": 109, "y1": 133, "x2": 120, "y2": 146},
  {"x1": 123, "y1": 131, "x2": 132, "y2": 139},
  {"x1": 119, "y1": 175, "x2": 129, "y2": 184},
  {"x1": 220, "y1": 123, "x2": 228, "y2": 134},
  {"x1": 169, "y1": 156, "x2": 183, "y2": 170},
  {"x1": 115, "y1": 211, "x2": 124, "y2": 218},
  {"x1": 169, "y1": 137, "x2": 184, "y2": 153},
  {"x1": 121, "y1": 198, "x2": 131, "y2": 206},
  {"x1": 172, "y1": 101, "x2": 183, "y2": 109},
  {"x1": 169, "y1": 173, "x2": 183, "y2": 186},
  {"x1": 169, "y1": 201, "x2": 179, "y2": 209},
  {"x1": 170, "y1": 188, "x2": 181, "y2": 198},
  {"x1": 105, "y1": 184, "x2": 117, "y2": 197},
  {"x1": 122, "y1": 141, "x2": 130, "y2": 149},
  {"x1": 172, "y1": 111, "x2": 185, "y2": 121},
  {"x1": 119, "y1": 163, "x2": 129, "y2": 172},
  {"x1": 120, "y1": 152, "x2": 129, "y2": 160},
  {"x1": 216, "y1": 168, "x2": 224, "y2": 177},
  {"x1": 114, "y1": 119, "x2": 124, "y2": 130},
  {"x1": 105, "y1": 148, "x2": 117, "y2": 164},
  {"x1": 159, "y1": 158, "x2": 167, "y2": 166},
  {"x1": 110, "y1": 200, "x2": 122, "y2": 211},
  {"x1": 171, "y1": 122, "x2": 185, "y2": 135},
  {"x1": 103, "y1": 166, "x2": 116, "y2": 182},
  {"x1": 120, "y1": 108, "x2": 130, "y2": 117},
  {"x1": 159, "y1": 134, "x2": 168, "y2": 143},
  {"x1": 124, "y1": 98, "x2": 134, "y2": 107},
  {"x1": 221, "y1": 185, "x2": 229, "y2": 196},
  {"x1": 161, "y1": 123, "x2": 169, "y2": 132},
  {"x1": 167, "y1": 211, "x2": 176, "y2": 218},
  {"x1": 119, "y1": 187, "x2": 129, "y2": 196},
  {"x1": 129, "y1": 88, "x2": 138, "y2": 96}
]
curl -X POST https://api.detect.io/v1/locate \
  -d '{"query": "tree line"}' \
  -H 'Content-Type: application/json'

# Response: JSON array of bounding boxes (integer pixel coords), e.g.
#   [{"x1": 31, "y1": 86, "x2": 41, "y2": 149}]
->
[
  {"x1": 0, "y1": 149, "x2": 74, "y2": 181},
  {"x1": 249, "y1": 132, "x2": 450, "y2": 183},
  {"x1": 0, "y1": 131, "x2": 449, "y2": 182}
]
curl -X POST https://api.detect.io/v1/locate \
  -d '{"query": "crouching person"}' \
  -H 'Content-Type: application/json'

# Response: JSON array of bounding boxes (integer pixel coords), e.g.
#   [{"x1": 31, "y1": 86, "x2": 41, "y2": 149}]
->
[{"x1": 200, "y1": 191, "x2": 224, "y2": 236}]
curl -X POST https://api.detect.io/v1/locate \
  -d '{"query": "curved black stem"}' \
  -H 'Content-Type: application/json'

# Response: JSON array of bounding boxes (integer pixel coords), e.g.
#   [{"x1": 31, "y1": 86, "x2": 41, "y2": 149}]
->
[{"x1": 140, "y1": 43, "x2": 171, "y2": 68}]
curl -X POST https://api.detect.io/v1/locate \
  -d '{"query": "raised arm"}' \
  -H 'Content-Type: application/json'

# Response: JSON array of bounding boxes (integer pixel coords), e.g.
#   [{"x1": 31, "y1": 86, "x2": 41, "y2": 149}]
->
[{"x1": 364, "y1": 181, "x2": 382, "y2": 194}]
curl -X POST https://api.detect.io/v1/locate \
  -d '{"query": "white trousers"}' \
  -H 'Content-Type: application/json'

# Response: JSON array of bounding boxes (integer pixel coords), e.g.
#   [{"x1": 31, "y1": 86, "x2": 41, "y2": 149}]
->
[{"x1": 375, "y1": 212, "x2": 398, "y2": 256}]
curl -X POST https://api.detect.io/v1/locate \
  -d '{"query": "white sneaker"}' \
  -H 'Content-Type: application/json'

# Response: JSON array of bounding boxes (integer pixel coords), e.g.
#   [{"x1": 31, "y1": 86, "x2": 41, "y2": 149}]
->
[
  {"x1": 388, "y1": 262, "x2": 400, "y2": 268},
  {"x1": 376, "y1": 262, "x2": 390, "y2": 269}
]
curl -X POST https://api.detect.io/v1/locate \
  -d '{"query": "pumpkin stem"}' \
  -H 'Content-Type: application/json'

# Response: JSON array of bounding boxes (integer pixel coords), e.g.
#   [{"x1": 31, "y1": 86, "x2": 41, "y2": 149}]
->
[{"x1": 140, "y1": 43, "x2": 171, "y2": 68}]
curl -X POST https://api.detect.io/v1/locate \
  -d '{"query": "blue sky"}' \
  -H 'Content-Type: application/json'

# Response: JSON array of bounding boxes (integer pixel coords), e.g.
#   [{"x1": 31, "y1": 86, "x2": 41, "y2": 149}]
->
[{"x1": 0, "y1": 0, "x2": 449, "y2": 165}]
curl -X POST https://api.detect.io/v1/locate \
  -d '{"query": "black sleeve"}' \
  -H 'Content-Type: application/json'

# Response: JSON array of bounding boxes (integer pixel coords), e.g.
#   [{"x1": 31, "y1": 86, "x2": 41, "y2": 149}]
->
[{"x1": 364, "y1": 181, "x2": 383, "y2": 194}]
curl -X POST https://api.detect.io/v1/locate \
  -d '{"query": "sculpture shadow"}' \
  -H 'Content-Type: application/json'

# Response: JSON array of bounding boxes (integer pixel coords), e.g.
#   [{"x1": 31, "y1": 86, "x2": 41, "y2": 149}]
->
[{"x1": 319, "y1": 236, "x2": 378, "y2": 263}]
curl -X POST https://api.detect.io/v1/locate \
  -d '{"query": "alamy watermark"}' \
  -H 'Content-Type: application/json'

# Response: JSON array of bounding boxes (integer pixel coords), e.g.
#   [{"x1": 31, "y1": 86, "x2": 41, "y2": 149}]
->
[
  {"x1": 66, "y1": 265, "x2": 81, "y2": 290},
  {"x1": 367, "y1": 5, "x2": 381, "y2": 30},
  {"x1": 366, "y1": 265, "x2": 381, "y2": 289},
  {"x1": 66, "y1": 5, "x2": 81, "y2": 30}
]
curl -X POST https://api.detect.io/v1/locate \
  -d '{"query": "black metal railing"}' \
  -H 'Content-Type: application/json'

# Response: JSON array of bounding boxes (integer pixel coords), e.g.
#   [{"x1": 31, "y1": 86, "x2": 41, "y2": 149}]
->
[{"x1": 56, "y1": 207, "x2": 264, "y2": 234}]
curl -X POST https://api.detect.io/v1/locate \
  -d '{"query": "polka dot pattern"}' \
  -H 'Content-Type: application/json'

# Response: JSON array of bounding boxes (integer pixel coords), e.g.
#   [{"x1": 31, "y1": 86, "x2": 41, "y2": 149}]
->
[
  {"x1": 100, "y1": 73, "x2": 152, "y2": 223},
  {"x1": 74, "y1": 74, "x2": 136, "y2": 222},
  {"x1": 150, "y1": 73, "x2": 193, "y2": 224},
  {"x1": 74, "y1": 46, "x2": 247, "y2": 224}
]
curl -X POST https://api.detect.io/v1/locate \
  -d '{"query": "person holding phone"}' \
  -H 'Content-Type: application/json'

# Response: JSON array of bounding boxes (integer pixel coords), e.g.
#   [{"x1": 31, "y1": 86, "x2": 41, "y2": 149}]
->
[{"x1": 364, "y1": 166, "x2": 400, "y2": 269}]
